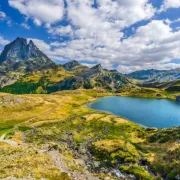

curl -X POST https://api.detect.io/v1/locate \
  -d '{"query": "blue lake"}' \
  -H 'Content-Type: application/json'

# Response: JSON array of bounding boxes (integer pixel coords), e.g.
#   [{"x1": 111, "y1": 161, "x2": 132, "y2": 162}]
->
[{"x1": 87, "y1": 96, "x2": 180, "y2": 128}]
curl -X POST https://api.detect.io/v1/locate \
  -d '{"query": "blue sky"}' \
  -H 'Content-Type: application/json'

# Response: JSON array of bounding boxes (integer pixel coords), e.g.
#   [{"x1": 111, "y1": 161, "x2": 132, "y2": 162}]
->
[{"x1": 0, "y1": 0, "x2": 180, "y2": 73}]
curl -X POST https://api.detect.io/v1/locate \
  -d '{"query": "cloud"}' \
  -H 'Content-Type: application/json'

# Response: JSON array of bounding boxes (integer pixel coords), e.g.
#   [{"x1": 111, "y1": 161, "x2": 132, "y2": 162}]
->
[
  {"x1": 27, "y1": 38, "x2": 51, "y2": 51},
  {"x1": 0, "y1": 11, "x2": 13, "y2": 26},
  {"x1": 9, "y1": 0, "x2": 64, "y2": 25},
  {"x1": 0, "y1": 11, "x2": 6, "y2": 20},
  {"x1": 159, "y1": 0, "x2": 180, "y2": 12},
  {"x1": 6, "y1": 0, "x2": 180, "y2": 73},
  {"x1": 81, "y1": 63, "x2": 97, "y2": 68},
  {"x1": 45, "y1": 0, "x2": 157, "y2": 66},
  {"x1": 21, "y1": 23, "x2": 30, "y2": 29},
  {"x1": 50, "y1": 42, "x2": 62, "y2": 47},
  {"x1": 0, "y1": 36, "x2": 10, "y2": 46},
  {"x1": 48, "y1": 25, "x2": 73, "y2": 37},
  {"x1": 117, "y1": 63, "x2": 180, "y2": 74},
  {"x1": 46, "y1": 20, "x2": 180, "y2": 73}
]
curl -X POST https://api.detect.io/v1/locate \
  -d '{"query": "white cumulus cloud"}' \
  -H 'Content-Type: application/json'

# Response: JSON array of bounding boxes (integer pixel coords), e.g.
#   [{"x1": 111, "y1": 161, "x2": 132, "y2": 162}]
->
[
  {"x1": 160, "y1": 0, "x2": 180, "y2": 12},
  {"x1": 9, "y1": 0, "x2": 64, "y2": 26},
  {"x1": 21, "y1": 23, "x2": 30, "y2": 29},
  {"x1": 0, "y1": 36, "x2": 10, "y2": 46},
  {"x1": 6, "y1": 0, "x2": 180, "y2": 73},
  {"x1": 0, "y1": 11, "x2": 6, "y2": 20}
]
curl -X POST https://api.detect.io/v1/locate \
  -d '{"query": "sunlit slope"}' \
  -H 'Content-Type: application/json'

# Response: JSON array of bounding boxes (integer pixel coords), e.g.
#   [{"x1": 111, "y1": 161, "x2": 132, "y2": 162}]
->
[
  {"x1": 1, "y1": 64, "x2": 130, "y2": 94},
  {"x1": 0, "y1": 89, "x2": 179, "y2": 179}
]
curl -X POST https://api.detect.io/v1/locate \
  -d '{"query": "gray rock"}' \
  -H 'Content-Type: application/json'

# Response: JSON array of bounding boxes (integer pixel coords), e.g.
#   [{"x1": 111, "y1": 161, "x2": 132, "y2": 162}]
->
[{"x1": 0, "y1": 37, "x2": 55, "y2": 72}]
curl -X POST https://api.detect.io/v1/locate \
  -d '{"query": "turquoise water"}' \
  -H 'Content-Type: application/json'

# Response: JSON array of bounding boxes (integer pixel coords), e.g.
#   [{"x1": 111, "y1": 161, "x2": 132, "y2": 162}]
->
[{"x1": 87, "y1": 96, "x2": 180, "y2": 128}]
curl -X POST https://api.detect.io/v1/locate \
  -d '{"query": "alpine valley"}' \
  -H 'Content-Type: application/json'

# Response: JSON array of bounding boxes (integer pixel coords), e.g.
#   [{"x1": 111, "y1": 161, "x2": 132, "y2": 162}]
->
[{"x1": 0, "y1": 38, "x2": 179, "y2": 180}]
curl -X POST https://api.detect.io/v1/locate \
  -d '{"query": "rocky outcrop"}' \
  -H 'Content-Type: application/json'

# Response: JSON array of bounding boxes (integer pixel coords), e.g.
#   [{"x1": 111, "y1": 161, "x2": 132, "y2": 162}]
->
[
  {"x1": 47, "y1": 62, "x2": 130, "y2": 92},
  {"x1": 0, "y1": 95, "x2": 27, "y2": 106},
  {"x1": 0, "y1": 37, "x2": 55, "y2": 72},
  {"x1": 0, "y1": 38, "x2": 49, "y2": 63},
  {"x1": 63, "y1": 60, "x2": 81, "y2": 70}
]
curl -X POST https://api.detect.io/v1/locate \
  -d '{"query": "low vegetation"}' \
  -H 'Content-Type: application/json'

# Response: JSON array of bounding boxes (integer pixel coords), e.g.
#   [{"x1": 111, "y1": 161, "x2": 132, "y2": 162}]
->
[{"x1": 0, "y1": 89, "x2": 179, "y2": 179}]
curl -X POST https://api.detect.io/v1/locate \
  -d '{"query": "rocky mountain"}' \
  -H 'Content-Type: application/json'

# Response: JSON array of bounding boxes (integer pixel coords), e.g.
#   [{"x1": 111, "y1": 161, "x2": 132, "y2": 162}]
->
[
  {"x1": 47, "y1": 63, "x2": 130, "y2": 92},
  {"x1": 127, "y1": 69, "x2": 165, "y2": 80},
  {"x1": 0, "y1": 37, "x2": 55, "y2": 71},
  {"x1": 147, "y1": 68, "x2": 180, "y2": 83},
  {"x1": 127, "y1": 68, "x2": 180, "y2": 89},
  {"x1": 0, "y1": 38, "x2": 131, "y2": 93},
  {"x1": 0, "y1": 37, "x2": 56, "y2": 87},
  {"x1": 63, "y1": 60, "x2": 81, "y2": 70},
  {"x1": 0, "y1": 61, "x2": 131, "y2": 94}
]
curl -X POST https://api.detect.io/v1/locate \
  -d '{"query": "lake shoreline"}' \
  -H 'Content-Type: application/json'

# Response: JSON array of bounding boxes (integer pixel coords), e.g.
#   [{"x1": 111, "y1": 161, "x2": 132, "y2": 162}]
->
[
  {"x1": 86, "y1": 101, "x2": 148, "y2": 129},
  {"x1": 86, "y1": 95, "x2": 180, "y2": 129}
]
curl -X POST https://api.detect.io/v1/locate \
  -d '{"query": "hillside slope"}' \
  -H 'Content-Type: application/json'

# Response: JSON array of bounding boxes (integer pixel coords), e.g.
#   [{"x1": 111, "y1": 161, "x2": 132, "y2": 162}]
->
[
  {"x1": 0, "y1": 61, "x2": 131, "y2": 94},
  {"x1": 0, "y1": 38, "x2": 130, "y2": 93},
  {"x1": 0, "y1": 90, "x2": 179, "y2": 180}
]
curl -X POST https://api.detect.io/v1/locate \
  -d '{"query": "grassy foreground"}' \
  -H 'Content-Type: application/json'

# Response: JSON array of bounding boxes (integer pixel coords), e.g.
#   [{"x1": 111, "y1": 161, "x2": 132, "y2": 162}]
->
[{"x1": 0, "y1": 89, "x2": 179, "y2": 180}]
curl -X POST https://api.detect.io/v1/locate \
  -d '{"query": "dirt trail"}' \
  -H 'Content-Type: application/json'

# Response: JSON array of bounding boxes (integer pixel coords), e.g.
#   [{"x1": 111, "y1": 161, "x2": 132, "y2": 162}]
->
[
  {"x1": 0, "y1": 134, "x2": 18, "y2": 147},
  {"x1": 0, "y1": 98, "x2": 102, "y2": 179},
  {"x1": 23, "y1": 100, "x2": 61, "y2": 124},
  {"x1": 0, "y1": 99, "x2": 61, "y2": 147},
  {"x1": 48, "y1": 150, "x2": 100, "y2": 180}
]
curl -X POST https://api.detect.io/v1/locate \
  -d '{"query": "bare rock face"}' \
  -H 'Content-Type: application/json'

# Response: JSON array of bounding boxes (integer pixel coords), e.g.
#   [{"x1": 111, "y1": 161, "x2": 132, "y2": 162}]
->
[
  {"x1": 63, "y1": 60, "x2": 81, "y2": 70},
  {"x1": 0, "y1": 37, "x2": 55, "y2": 71},
  {"x1": 0, "y1": 38, "x2": 48, "y2": 63},
  {"x1": 0, "y1": 95, "x2": 26, "y2": 106},
  {"x1": 0, "y1": 37, "x2": 56, "y2": 87}
]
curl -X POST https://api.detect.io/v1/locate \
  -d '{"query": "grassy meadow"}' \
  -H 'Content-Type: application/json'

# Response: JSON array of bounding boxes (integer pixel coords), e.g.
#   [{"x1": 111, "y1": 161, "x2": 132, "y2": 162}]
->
[{"x1": 0, "y1": 89, "x2": 179, "y2": 179}]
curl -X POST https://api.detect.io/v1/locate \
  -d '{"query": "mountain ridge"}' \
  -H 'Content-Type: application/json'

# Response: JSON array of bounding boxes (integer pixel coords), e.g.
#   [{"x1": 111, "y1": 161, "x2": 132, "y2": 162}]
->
[
  {"x1": 1, "y1": 37, "x2": 180, "y2": 93},
  {"x1": 0, "y1": 37, "x2": 50, "y2": 63},
  {"x1": 0, "y1": 38, "x2": 130, "y2": 93}
]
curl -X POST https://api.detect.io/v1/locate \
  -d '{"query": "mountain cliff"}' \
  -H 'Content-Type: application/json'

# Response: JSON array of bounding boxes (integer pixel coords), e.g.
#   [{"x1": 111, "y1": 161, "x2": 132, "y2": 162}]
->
[
  {"x1": 0, "y1": 37, "x2": 55, "y2": 71},
  {"x1": 0, "y1": 37, "x2": 56, "y2": 87}
]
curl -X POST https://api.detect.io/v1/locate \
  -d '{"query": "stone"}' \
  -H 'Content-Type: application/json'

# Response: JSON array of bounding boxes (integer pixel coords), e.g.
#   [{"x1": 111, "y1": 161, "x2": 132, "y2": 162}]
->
[{"x1": 93, "y1": 161, "x2": 100, "y2": 168}]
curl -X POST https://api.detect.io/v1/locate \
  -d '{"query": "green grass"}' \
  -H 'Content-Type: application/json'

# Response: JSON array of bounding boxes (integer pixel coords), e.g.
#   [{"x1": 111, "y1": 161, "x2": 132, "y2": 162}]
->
[
  {"x1": 120, "y1": 165, "x2": 154, "y2": 180},
  {"x1": 0, "y1": 89, "x2": 179, "y2": 179}
]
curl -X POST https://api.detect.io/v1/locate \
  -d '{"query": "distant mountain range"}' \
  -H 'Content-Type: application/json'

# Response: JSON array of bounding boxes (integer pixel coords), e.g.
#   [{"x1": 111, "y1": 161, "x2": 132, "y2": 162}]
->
[
  {"x1": 127, "y1": 69, "x2": 180, "y2": 83},
  {"x1": 0, "y1": 38, "x2": 130, "y2": 93}
]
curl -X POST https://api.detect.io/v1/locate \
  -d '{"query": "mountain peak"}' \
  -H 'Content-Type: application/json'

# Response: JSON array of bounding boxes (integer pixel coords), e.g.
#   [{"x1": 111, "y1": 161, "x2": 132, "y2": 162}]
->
[
  {"x1": 29, "y1": 40, "x2": 34, "y2": 45},
  {"x1": 0, "y1": 37, "x2": 49, "y2": 63},
  {"x1": 15, "y1": 37, "x2": 27, "y2": 42},
  {"x1": 63, "y1": 60, "x2": 81, "y2": 70},
  {"x1": 91, "y1": 64, "x2": 102, "y2": 71},
  {"x1": 0, "y1": 37, "x2": 55, "y2": 71}
]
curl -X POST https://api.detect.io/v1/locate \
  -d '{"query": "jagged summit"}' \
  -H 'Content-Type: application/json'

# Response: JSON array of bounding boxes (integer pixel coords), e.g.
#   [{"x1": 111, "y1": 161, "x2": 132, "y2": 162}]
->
[
  {"x1": 0, "y1": 37, "x2": 51, "y2": 63},
  {"x1": 91, "y1": 64, "x2": 102, "y2": 69},
  {"x1": 63, "y1": 60, "x2": 81, "y2": 70},
  {"x1": 90, "y1": 64, "x2": 102, "y2": 73},
  {"x1": 0, "y1": 37, "x2": 55, "y2": 72}
]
